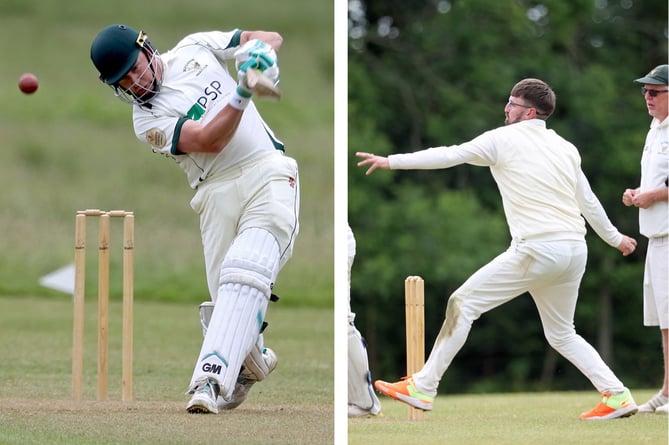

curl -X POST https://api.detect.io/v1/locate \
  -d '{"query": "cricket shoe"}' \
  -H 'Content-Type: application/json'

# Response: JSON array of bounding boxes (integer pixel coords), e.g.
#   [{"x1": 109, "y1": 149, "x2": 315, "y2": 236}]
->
[
  {"x1": 579, "y1": 388, "x2": 638, "y2": 420},
  {"x1": 348, "y1": 404, "x2": 383, "y2": 418},
  {"x1": 637, "y1": 391, "x2": 668, "y2": 414},
  {"x1": 655, "y1": 403, "x2": 669, "y2": 414},
  {"x1": 217, "y1": 347, "x2": 278, "y2": 410},
  {"x1": 186, "y1": 377, "x2": 220, "y2": 414},
  {"x1": 374, "y1": 376, "x2": 434, "y2": 411}
]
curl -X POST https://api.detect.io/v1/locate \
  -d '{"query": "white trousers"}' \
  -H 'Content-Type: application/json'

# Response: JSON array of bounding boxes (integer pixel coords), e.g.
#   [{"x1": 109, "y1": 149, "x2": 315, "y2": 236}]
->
[
  {"x1": 644, "y1": 235, "x2": 668, "y2": 328},
  {"x1": 414, "y1": 238, "x2": 625, "y2": 396},
  {"x1": 190, "y1": 151, "x2": 300, "y2": 301}
]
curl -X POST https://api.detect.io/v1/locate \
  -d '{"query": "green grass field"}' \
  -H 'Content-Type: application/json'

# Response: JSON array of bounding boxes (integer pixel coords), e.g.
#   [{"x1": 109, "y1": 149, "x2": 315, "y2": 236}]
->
[
  {"x1": 350, "y1": 391, "x2": 668, "y2": 445},
  {"x1": 0, "y1": 296, "x2": 334, "y2": 444},
  {"x1": 1, "y1": 294, "x2": 665, "y2": 444}
]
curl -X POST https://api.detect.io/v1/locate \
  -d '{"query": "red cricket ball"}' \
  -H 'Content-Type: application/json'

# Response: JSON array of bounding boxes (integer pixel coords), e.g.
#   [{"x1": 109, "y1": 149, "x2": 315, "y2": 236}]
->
[{"x1": 19, "y1": 73, "x2": 39, "y2": 94}]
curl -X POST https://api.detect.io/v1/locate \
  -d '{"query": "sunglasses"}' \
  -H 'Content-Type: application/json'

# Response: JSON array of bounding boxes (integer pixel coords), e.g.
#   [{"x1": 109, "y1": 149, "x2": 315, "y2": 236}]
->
[{"x1": 641, "y1": 87, "x2": 669, "y2": 97}]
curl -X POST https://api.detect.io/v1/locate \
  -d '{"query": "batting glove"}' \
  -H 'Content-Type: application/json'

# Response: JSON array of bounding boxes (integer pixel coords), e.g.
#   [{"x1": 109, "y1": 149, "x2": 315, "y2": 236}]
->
[{"x1": 234, "y1": 39, "x2": 280, "y2": 89}]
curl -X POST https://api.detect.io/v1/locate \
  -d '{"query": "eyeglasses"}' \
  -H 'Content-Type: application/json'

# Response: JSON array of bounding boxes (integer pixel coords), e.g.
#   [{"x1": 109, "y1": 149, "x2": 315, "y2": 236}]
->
[
  {"x1": 641, "y1": 87, "x2": 669, "y2": 97},
  {"x1": 507, "y1": 100, "x2": 533, "y2": 109}
]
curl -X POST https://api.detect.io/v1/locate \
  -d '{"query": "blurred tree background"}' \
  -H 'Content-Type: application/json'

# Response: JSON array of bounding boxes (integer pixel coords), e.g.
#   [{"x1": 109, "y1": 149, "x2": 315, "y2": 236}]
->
[{"x1": 348, "y1": 0, "x2": 668, "y2": 394}]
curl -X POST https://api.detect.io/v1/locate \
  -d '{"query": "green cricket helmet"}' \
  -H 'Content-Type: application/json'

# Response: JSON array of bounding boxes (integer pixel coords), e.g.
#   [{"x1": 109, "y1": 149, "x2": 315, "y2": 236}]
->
[{"x1": 90, "y1": 24, "x2": 161, "y2": 105}]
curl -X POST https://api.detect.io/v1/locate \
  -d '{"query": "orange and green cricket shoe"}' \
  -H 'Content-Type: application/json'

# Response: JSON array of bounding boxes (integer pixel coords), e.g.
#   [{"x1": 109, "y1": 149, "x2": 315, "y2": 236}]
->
[
  {"x1": 579, "y1": 388, "x2": 638, "y2": 420},
  {"x1": 374, "y1": 376, "x2": 434, "y2": 411}
]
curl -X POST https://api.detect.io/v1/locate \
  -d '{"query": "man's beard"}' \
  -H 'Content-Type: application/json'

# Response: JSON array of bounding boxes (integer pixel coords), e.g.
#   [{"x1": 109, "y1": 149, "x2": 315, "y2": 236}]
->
[{"x1": 505, "y1": 114, "x2": 521, "y2": 125}]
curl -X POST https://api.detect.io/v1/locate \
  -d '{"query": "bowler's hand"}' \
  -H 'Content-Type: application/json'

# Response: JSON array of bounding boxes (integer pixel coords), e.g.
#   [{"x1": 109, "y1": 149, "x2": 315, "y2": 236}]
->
[
  {"x1": 617, "y1": 235, "x2": 637, "y2": 257},
  {"x1": 356, "y1": 152, "x2": 390, "y2": 175}
]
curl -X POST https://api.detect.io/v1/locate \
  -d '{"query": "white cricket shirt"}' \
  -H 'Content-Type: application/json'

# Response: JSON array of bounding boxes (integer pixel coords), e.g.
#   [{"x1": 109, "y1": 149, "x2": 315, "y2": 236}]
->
[
  {"x1": 388, "y1": 119, "x2": 622, "y2": 247},
  {"x1": 131, "y1": 30, "x2": 283, "y2": 189},
  {"x1": 639, "y1": 116, "x2": 669, "y2": 238}
]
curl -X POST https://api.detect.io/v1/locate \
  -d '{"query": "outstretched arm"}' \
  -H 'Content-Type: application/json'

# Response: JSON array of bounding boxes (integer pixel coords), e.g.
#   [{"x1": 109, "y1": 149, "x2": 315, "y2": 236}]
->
[{"x1": 357, "y1": 133, "x2": 496, "y2": 176}]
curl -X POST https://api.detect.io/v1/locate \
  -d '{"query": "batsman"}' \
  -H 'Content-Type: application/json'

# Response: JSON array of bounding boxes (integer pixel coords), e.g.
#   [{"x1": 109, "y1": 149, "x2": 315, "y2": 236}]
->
[{"x1": 90, "y1": 24, "x2": 299, "y2": 413}]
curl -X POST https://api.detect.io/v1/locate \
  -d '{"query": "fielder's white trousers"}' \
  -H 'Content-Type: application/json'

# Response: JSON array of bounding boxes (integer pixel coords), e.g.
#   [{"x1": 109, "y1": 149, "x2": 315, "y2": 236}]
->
[
  {"x1": 414, "y1": 238, "x2": 625, "y2": 396},
  {"x1": 643, "y1": 235, "x2": 668, "y2": 329}
]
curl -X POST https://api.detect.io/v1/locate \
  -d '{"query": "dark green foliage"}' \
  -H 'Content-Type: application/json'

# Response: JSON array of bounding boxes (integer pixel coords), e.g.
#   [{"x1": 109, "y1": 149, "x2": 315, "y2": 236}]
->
[{"x1": 349, "y1": 0, "x2": 667, "y2": 392}]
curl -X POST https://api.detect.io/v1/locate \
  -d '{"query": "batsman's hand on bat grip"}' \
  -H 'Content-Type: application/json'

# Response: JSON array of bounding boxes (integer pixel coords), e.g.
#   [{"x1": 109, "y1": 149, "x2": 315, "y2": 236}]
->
[
  {"x1": 356, "y1": 152, "x2": 390, "y2": 175},
  {"x1": 235, "y1": 73, "x2": 254, "y2": 97},
  {"x1": 235, "y1": 39, "x2": 280, "y2": 87}
]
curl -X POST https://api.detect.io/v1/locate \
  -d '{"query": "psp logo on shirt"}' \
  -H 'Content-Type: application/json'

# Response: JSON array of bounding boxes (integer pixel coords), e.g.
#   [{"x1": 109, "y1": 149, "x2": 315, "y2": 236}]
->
[{"x1": 187, "y1": 80, "x2": 226, "y2": 121}]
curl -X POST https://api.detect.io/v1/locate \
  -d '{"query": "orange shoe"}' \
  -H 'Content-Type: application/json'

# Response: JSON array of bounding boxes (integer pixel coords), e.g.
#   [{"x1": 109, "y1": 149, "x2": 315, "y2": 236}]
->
[
  {"x1": 579, "y1": 388, "x2": 638, "y2": 420},
  {"x1": 374, "y1": 376, "x2": 434, "y2": 411}
]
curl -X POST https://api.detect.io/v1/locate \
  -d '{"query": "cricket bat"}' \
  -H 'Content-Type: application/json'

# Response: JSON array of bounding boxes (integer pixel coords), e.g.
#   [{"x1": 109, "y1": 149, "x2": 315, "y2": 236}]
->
[{"x1": 246, "y1": 68, "x2": 281, "y2": 100}]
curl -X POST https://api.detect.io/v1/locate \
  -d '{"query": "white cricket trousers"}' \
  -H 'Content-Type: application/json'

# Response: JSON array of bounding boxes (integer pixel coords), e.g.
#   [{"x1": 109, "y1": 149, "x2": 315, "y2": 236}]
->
[
  {"x1": 190, "y1": 151, "x2": 300, "y2": 301},
  {"x1": 414, "y1": 238, "x2": 625, "y2": 396},
  {"x1": 643, "y1": 235, "x2": 668, "y2": 329}
]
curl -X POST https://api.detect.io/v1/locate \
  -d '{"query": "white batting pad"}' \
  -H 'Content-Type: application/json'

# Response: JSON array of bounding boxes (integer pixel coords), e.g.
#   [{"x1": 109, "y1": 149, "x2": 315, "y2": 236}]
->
[
  {"x1": 347, "y1": 224, "x2": 357, "y2": 324},
  {"x1": 199, "y1": 301, "x2": 215, "y2": 337},
  {"x1": 199, "y1": 301, "x2": 275, "y2": 381},
  {"x1": 189, "y1": 228, "x2": 280, "y2": 399},
  {"x1": 348, "y1": 323, "x2": 381, "y2": 412},
  {"x1": 241, "y1": 333, "x2": 274, "y2": 381}
]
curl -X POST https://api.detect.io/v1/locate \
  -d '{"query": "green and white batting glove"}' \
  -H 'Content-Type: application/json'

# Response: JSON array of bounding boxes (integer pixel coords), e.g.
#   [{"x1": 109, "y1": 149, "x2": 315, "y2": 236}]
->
[{"x1": 234, "y1": 39, "x2": 280, "y2": 90}]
